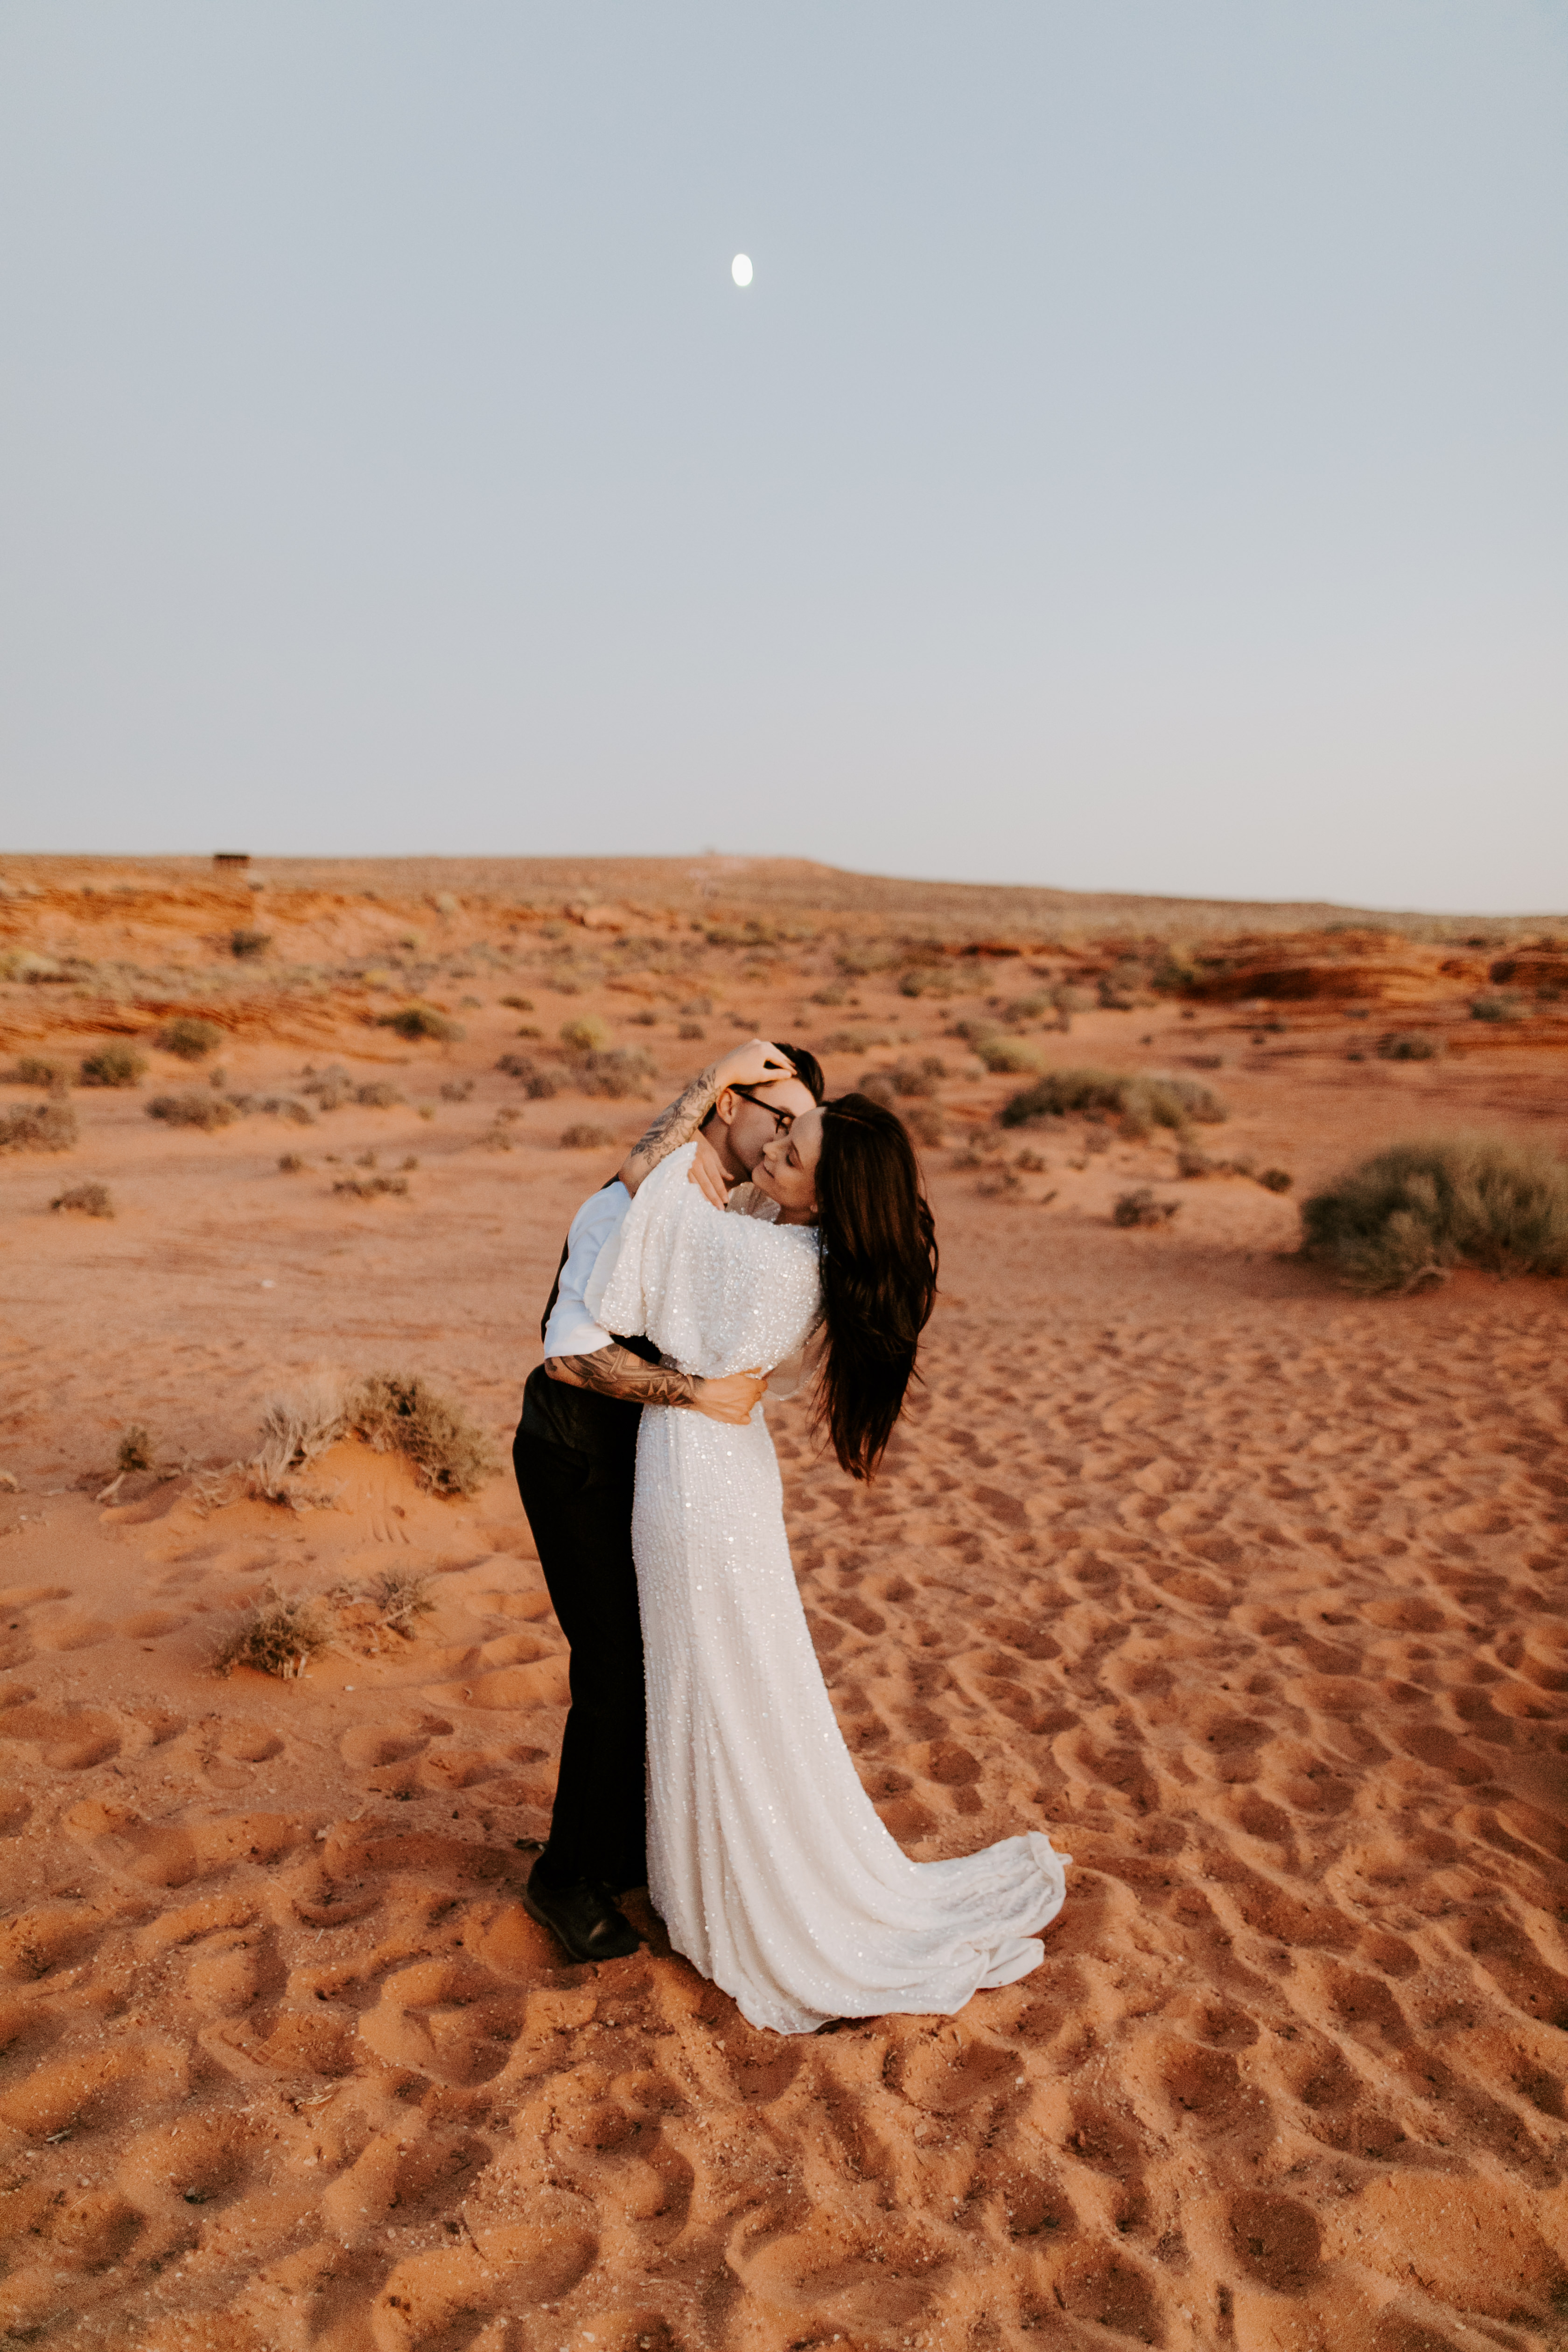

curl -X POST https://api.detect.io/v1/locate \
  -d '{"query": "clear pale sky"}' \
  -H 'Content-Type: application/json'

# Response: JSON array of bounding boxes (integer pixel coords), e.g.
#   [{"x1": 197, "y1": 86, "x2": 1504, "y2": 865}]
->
[{"x1": 2, "y1": 3, "x2": 1564, "y2": 910}]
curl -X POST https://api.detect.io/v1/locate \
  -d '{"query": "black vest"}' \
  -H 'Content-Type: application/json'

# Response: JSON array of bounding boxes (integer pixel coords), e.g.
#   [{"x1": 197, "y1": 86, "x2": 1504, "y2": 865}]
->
[{"x1": 519, "y1": 1183, "x2": 661, "y2": 1460}]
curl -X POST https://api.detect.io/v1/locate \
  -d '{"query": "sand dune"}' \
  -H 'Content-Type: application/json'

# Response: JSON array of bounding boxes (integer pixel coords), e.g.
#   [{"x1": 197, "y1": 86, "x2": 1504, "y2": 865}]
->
[{"x1": 1, "y1": 861, "x2": 1565, "y2": 2350}]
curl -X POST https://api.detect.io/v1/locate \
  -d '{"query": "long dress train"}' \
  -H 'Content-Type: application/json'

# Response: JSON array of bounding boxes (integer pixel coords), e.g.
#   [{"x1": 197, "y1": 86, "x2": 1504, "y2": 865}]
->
[{"x1": 587, "y1": 1144, "x2": 1069, "y2": 2036}]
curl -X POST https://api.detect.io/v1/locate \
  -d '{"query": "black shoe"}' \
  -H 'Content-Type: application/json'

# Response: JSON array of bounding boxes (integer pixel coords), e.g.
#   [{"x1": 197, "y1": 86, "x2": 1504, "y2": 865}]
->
[{"x1": 523, "y1": 1871, "x2": 641, "y2": 1963}]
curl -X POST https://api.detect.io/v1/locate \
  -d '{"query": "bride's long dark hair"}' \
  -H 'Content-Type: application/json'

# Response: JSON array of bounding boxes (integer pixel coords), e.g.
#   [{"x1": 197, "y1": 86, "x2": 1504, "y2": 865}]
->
[{"x1": 813, "y1": 1094, "x2": 938, "y2": 1482}]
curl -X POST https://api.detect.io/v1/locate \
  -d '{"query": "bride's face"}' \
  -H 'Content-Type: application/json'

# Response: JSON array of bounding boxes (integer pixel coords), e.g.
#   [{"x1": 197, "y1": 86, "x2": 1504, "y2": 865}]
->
[{"x1": 751, "y1": 1106, "x2": 823, "y2": 1219}]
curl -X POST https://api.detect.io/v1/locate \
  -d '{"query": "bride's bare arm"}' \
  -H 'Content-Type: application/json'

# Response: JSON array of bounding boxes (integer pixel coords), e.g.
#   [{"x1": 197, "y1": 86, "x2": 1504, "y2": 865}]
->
[
  {"x1": 546, "y1": 1347, "x2": 766, "y2": 1426},
  {"x1": 617, "y1": 1038, "x2": 795, "y2": 1197}
]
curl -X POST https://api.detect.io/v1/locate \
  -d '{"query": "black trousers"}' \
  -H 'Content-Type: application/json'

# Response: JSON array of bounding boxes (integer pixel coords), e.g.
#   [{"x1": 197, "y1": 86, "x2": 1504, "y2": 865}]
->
[{"x1": 512, "y1": 1388, "x2": 647, "y2": 1895}]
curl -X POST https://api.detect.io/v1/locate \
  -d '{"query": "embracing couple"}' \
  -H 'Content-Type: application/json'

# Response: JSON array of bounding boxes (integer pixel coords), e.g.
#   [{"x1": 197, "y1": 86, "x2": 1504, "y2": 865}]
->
[{"x1": 512, "y1": 1040, "x2": 1068, "y2": 2036}]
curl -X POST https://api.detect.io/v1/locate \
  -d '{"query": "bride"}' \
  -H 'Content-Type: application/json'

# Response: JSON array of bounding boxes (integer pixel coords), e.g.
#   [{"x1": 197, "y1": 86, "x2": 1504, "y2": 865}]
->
[{"x1": 583, "y1": 1089, "x2": 1069, "y2": 2036}]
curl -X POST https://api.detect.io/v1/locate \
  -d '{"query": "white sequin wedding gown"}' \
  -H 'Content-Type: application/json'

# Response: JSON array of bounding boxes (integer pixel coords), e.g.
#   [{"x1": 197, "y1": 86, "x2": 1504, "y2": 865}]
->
[{"x1": 586, "y1": 1144, "x2": 1069, "y2": 2035}]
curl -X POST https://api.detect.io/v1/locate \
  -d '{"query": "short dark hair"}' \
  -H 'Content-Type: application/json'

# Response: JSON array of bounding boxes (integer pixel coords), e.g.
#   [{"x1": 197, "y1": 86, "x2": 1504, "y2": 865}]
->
[{"x1": 770, "y1": 1042, "x2": 825, "y2": 1103}]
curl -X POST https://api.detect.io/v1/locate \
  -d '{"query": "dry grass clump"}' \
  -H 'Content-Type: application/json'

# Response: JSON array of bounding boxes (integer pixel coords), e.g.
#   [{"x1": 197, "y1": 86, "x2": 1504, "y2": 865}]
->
[
  {"x1": 560, "y1": 1014, "x2": 610, "y2": 1053},
  {"x1": 1177, "y1": 1148, "x2": 1293, "y2": 1192},
  {"x1": 346, "y1": 1372, "x2": 497, "y2": 1496},
  {"x1": 859, "y1": 1055, "x2": 946, "y2": 1100},
  {"x1": 355, "y1": 1081, "x2": 404, "y2": 1108},
  {"x1": 147, "y1": 1092, "x2": 240, "y2": 1130},
  {"x1": 117, "y1": 1426, "x2": 155, "y2": 1474},
  {"x1": 78, "y1": 1044, "x2": 145, "y2": 1088},
  {"x1": 378, "y1": 1004, "x2": 463, "y2": 1042},
  {"x1": 278, "y1": 1153, "x2": 305, "y2": 1173},
  {"x1": 1000, "y1": 1068, "x2": 1227, "y2": 1133},
  {"x1": 371, "y1": 1569, "x2": 435, "y2": 1638},
  {"x1": 1376, "y1": 1031, "x2": 1442, "y2": 1062},
  {"x1": 229, "y1": 927, "x2": 272, "y2": 958},
  {"x1": 1300, "y1": 1137, "x2": 1568, "y2": 1294},
  {"x1": 156, "y1": 1017, "x2": 224, "y2": 1061},
  {"x1": 247, "y1": 1373, "x2": 348, "y2": 1504},
  {"x1": 560, "y1": 1121, "x2": 615, "y2": 1150},
  {"x1": 51, "y1": 1180, "x2": 113, "y2": 1218},
  {"x1": 1, "y1": 1101, "x2": 77, "y2": 1152},
  {"x1": 1113, "y1": 1189, "x2": 1180, "y2": 1228},
  {"x1": 439, "y1": 1077, "x2": 474, "y2": 1101},
  {"x1": 213, "y1": 1584, "x2": 328, "y2": 1680},
  {"x1": 499, "y1": 994, "x2": 533, "y2": 1011}
]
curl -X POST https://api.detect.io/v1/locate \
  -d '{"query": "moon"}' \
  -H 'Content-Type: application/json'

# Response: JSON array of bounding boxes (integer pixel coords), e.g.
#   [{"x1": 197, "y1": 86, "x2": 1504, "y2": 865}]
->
[{"x1": 731, "y1": 253, "x2": 753, "y2": 287}]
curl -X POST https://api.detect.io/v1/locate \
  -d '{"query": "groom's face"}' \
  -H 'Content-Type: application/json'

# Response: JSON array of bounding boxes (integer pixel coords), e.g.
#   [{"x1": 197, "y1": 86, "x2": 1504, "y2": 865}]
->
[{"x1": 708, "y1": 1075, "x2": 818, "y2": 1180}]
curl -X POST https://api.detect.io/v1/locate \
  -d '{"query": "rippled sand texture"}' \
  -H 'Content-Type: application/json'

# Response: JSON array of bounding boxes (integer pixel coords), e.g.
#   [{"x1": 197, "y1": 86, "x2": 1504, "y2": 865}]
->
[{"x1": 0, "y1": 857, "x2": 1565, "y2": 2350}]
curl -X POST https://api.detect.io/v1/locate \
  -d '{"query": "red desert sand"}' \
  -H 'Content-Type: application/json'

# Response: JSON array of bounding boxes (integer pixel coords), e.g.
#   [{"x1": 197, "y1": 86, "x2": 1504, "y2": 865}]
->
[{"x1": 1, "y1": 854, "x2": 1565, "y2": 2352}]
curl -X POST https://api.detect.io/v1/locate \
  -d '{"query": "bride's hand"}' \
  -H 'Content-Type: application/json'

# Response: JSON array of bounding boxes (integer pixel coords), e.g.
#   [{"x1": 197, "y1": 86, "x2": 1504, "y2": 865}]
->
[
  {"x1": 691, "y1": 1369, "x2": 768, "y2": 1425},
  {"x1": 712, "y1": 1037, "x2": 795, "y2": 1093},
  {"x1": 686, "y1": 1132, "x2": 730, "y2": 1208}
]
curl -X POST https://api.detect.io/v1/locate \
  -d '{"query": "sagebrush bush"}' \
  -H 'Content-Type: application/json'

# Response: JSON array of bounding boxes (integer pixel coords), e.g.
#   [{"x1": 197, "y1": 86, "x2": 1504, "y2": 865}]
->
[
  {"x1": 147, "y1": 1092, "x2": 239, "y2": 1131},
  {"x1": 1, "y1": 1100, "x2": 77, "y2": 1152},
  {"x1": 51, "y1": 1180, "x2": 112, "y2": 1217},
  {"x1": 379, "y1": 1004, "x2": 462, "y2": 1042},
  {"x1": 78, "y1": 1043, "x2": 145, "y2": 1088},
  {"x1": 574, "y1": 1046, "x2": 657, "y2": 1099},
  {"x1": 971, "y1": 1034, "x2": 1043, "y2": 1075},
  {"x1": 6, "y1": 1055, "x2": 69, "y2": 1089},
  {"x1": 117, "y1": 1426, "x2": 155, "y2": 1473},
  {"x1": 560, "y1": 1121, "x2": 615, "y2": 1149},
  {"x1": 355, "y1": 1082, "x2": 403, "y2": 1108},
  {"x1": 347, "y1": 1372, "x2": 497, "y2": 1496},
  {"x1": 230, "y1": 928, "x2": 271, "y2": 958},
  {"x1": 497, "y1": 1051, "x2": 558, "y2": 1097},
  {"x1": 1113, "y1": 1189, "x2": 1180, "y2": 1228},
  {"x1": 332, "y1": 1173, "x2": 409, "y2": 1197},
  {"x1": 1000, "y1": 1068, "x2": 1227, "y2": 1131},
  {"x1": 157, "y1": 1017, "x2": 224, "y2": 1061},
  {"x1": 1376, "y1": 1032, "x2": 1442, "y2": 1062},
  {"x1": 1300, "y1": 1137, "x2": 1568, "y2": 1294}
]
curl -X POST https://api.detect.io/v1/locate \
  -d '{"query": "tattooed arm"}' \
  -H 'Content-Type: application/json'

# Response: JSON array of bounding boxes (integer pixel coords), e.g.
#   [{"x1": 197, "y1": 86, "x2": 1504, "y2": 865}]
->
[
  {"x1": 546, "y1": 1346, "x2": 767, "y2": 1426},
  {"x1": 617, "y1": 1037, "x2": 795, "y2": 1197}
]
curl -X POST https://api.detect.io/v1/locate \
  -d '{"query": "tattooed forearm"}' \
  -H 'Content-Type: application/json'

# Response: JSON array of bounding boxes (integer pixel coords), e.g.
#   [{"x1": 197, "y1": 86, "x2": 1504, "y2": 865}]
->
[
  {"x1": 617, "y1": 1061, "x2": 723, "y2": 1195},
  {"x1": 545, "y1": 1345, "x2": 699, "y2": 1408}
]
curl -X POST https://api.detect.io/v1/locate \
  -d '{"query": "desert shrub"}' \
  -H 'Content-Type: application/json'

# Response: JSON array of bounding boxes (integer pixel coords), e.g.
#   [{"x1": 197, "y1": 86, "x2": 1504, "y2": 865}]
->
[
  {"x1": 355, "y1": 1082, "x2": 404, "y2": 1108},
  {"x1": 1469, "y1": 994, "x2": 1524, "y2": 1023},
  {"x1": 347, "y1": 1372, "x2": 497, "y2": 1496},
  {"x1": 0, "y1": 1101, "x2": 77, "y2": 1152},
  {"x1": 560, "y1": 1014, "x2": 610, "y2": 1053},
  {"x1": 156, "y1": 1017, "x2": 224, "y2": 1061},
  {"x1": 117, "y1": 1426, "x2": 155, "y2": 1473},
  {"x1": 78, "y1": 1043, "x2": 145, "y2": 1088},
  {"x1": 560, "y1": 1122, "x2": 615, "y2": 1150},
  {"x1": 1000, "y1": 1068, "x2": 1226, "y2": 1132},
  {"x1": 821, "y1": 1028, "x2": 874, "y2": 1055},
  {"x1": 1299, "y1": 1137, "x2": 1568, "y2": 1294},
  {"x1": 1001, "y1": 992, "x2": 1055, "y2": 1023},
  {"x1": 835, "y1": 942, "x2": 898, "y2": 977},
  {"x1": 213, "y1": 1585, "x2": 328, "y2": 1679},
  {"x1": 497, "y1": 1052, "x2": 558, "y2": 1098},
  {"x1": 332, "y1": 1173, "x2": 408, "y2": 1197},
  {"x1": 1376, "y1": 1032, "x2": 1442, "y2": 1062},
  {"x1": 680, "y1": 995, "x2": 713, "y2": 1016},
  {"x1": 51, "y1": 1180, "x2": 112, "y2": 1217},
  {"x1": 279, "y1": 1153, "x2": 305, "y2": 1172},
  {"x1": 897, "y1": 966, "x2": 963, "y2": 1000},
  {"x1": 857, "y1": 1071, "x2": 897, "y2": 1107},
  {"x1": 7, "y1": 1054, "x2": 69, "y2": 1088},
  {"x1": 499, "y1": 994, "x2": 533, "y2": 1011},
  {"x1": 147, "y1": 1092, "x2": 240, "y2": 1130},
  {"x1": 439, "y1": 1077, "x2": 474, "y2": 1101},
  {"x1": 1258, "y1": 1168, "x2": 1294, "y2": 1193},
  {"x1": 574, "y1": 1046, "x2": 657, "y2": 1099},
  {"x1": 1113, "y1": 1189, "x2": 1180, "y2": 1228},
  {"x1": 379, "y1": 1004, "x2": 462, "y2": 1042},
  {"x1": 229, "y1": 928, "x2": 271, "y2": 958},
  {"x1": 678, "y1": 1021, "x2": 706, "y2": 1041},
  {"x1": 973, "y1": 1035, "x2": 1042, "y2": 1075},
  {"x1": 902, "y1": 1103, "x2": 945, "y2": 1147}
]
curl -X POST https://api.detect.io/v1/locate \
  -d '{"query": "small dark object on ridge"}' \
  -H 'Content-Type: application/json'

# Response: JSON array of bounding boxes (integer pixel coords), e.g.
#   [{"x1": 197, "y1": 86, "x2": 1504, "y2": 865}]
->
[
  {"x1": 1376, "y1": 1032, "x2": 1442, "y2": 1062},
  {"x1": 1113, "y1": 1189, "x2": 1180, "y2": 1228},
  {"x1": 278, "y1": 1153, "x2": 305, "y2": 1173},
  {"x1": 1258, "y1": 1169, "x2": 1293, "y2": 1193},
  {"x1": 51, "y1": 1180, "x2": 113, "y2": 1217},
  {"x1": 230, "y1": 928, "x2": 271, "y2": 958},
  {"x1": 332, "y1": 1173, "x2": 409, "y2": 1198}
]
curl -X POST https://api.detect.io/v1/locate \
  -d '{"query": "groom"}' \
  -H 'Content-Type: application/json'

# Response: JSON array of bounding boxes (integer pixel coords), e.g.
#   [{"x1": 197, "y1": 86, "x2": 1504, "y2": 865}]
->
[{"x1": 513, "y1": 1037, "x2": 825, "y2": 1963}]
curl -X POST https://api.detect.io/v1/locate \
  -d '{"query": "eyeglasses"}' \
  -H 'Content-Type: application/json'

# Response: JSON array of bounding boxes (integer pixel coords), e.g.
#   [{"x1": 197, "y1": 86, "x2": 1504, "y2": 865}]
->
[{"x1": 728, "y1": 1083, "x2": 795, "y2": 1134}]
